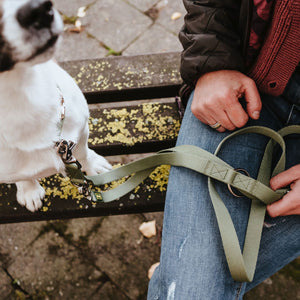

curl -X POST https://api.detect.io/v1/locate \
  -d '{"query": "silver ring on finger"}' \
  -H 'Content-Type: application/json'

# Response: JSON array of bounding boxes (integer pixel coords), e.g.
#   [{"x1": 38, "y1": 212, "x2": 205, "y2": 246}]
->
[{"x1": 209, "y1": 121, "x2": 222, "y2": 129}]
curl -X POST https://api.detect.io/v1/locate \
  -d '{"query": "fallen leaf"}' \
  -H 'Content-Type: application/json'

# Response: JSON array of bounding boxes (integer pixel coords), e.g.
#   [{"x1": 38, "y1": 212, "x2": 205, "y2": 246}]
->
[
  {"x1": 75, "y1": 20, "x2": 82, "y2": 29},
  {"x1": 66, "y1": 26, "x2": 84, "y2": 33},
  {"x1": 148, "y1": 262, "x2": 160, "y2": 279},
  {"x1": 66, "y1": 20, "x2": 84, "y2": 33},
  {"x1": 145, "y1": 0, "x2": 168, "y2": 20},
  {"x1": 139, "y1": 220, "x2": 156, "y2": 238},
  {"x1": 77, "y1": 6, "x2": 87, "y2": 18},
  {"x1": 171, "y1": 12, "x2": 182, "y2": 21}
]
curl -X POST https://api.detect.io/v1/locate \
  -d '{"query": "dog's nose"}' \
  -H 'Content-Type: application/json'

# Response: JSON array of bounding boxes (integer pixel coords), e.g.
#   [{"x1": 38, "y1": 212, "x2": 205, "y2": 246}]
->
[{"x1": 17, "y1": 0, "x2": 54, "y2": 30}]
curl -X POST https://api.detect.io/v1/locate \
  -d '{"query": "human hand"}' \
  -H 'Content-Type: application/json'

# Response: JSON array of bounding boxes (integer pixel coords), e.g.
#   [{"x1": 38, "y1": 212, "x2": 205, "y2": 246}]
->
[
  {"x1": 267, "y1": 164, "x2": 300, "y2": 217},
  {"x1": 191, "y1": 70, "x2": 262, "y2": 132}
]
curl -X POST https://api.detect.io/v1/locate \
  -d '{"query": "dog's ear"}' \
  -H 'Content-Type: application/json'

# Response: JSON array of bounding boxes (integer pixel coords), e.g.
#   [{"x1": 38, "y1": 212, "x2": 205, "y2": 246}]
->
[
  {"x1": 0, "y1": 49, "x2": 15, "y2": 72},
  {"x1": 0, "y1": 47, "x2": 15, "y2": 72},
  {"x1": 0, "y1": 8, "x2": 15, "y2": 72},
  {"x1": 0, "y1": 35, "x2": 15, "y2": 72}
]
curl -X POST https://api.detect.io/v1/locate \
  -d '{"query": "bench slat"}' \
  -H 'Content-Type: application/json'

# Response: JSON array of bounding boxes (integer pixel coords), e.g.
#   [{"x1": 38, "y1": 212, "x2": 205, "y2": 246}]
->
[
  {"x1": 0, "y1": 167, "x2": 169, "y2": 224},
  {"x1": 60, "y1": 52, "x2": 182, "y2": 102},
  {"x1": 88, "y1": 100, "x2": 181, "y2": 155}
]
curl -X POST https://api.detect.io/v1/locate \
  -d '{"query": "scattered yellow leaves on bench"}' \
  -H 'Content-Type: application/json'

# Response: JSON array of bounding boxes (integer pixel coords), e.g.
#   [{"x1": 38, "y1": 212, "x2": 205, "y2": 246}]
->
[
  {"x1": 0, "y1": 162, "x2": 171, "y2": 212},
  {"x1": 72, "y1": 60, "x2": 180, "y2": 93},
  {"x1": 0, "y1": 102, "x2": 178, "y2": 211},
  {"x1": 88, "y1": 102, "x2": 181, "y2": 147}
]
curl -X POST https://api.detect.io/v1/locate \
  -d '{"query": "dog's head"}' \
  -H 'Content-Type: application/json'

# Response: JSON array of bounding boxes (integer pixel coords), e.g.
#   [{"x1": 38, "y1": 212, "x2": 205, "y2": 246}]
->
[{"x1": 0, "y1": 0, "x2": 63, "y2": 72}]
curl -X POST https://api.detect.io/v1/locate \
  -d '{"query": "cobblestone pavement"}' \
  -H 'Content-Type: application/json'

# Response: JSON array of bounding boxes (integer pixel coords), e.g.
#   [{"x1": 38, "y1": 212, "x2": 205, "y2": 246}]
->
[{"x1": 0, "y1": 1, "x2": 299, "y2": 299}]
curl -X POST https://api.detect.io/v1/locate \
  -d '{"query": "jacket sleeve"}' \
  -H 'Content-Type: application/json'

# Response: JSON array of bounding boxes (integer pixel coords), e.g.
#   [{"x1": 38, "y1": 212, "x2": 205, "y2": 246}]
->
[{"x1": 179, "y1": 0, "x2": 245, "y2": 85}]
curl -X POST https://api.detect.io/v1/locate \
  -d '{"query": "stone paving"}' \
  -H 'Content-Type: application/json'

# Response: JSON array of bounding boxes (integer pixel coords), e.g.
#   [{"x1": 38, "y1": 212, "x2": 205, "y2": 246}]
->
[{"x1": 0, "y1": 0, "x2": 299, "y2": 299}]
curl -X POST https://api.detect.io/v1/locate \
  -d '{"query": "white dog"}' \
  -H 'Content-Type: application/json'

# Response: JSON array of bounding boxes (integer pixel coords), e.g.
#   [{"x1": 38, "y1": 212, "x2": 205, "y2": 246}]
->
[{"x1": 0, "y1": 0, "x2": 111, "y2": 212}]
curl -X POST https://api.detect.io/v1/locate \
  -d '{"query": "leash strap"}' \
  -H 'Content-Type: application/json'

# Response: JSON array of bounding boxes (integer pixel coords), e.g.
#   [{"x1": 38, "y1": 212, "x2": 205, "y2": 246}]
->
[{"x1": 64, "y1": 125, "x2": 300, "y2": 282}]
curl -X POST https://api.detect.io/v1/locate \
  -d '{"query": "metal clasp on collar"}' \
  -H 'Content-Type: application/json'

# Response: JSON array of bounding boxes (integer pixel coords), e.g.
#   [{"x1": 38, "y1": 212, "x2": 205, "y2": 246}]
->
[
  {"x1": 227, "y1": 168, "x2": 250, "y2": 198},
  {"x1": 56, "y1": 140, "x2": 81, "y2": 167}
]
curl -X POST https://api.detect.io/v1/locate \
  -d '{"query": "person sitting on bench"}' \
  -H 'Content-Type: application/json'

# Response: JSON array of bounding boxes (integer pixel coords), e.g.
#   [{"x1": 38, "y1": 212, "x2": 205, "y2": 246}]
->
[{"x1": 148, "y1": 0, "x2": 300, "y2": 299}]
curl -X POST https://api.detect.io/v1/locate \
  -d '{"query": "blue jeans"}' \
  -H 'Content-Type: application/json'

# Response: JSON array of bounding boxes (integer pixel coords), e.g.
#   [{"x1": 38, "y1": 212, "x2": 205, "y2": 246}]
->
[{"x1": 148, "y1": 73, "x2": 300, "y2": 300}]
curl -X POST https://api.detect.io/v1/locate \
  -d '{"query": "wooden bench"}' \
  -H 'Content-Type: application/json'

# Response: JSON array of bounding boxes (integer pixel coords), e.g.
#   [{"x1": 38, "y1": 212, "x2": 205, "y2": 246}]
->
[{"x1": 0, "y1": 52, "x2": 182, "y2": 224}]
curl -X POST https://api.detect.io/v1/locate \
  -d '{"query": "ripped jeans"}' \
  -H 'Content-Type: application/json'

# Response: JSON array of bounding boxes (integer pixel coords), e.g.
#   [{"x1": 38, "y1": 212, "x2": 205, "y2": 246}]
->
[{"x1": 147, "y1": 72, "x2": 300, "y2": 300}]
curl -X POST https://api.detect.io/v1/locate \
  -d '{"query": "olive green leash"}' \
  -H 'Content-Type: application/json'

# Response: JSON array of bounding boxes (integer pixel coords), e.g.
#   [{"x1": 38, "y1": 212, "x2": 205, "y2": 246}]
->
[{"x1": 58, "y1": 125, "x2": 300, "y2": 282}]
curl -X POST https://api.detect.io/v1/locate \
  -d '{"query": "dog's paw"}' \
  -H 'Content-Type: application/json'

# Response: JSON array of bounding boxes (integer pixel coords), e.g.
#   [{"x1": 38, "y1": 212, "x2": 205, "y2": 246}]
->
[
  {"x1": 82, "y1": 149, "x2": 112, "y2": 175},
  {"x1": 16, "y1": 181, "x2": 45, "y2": 212}
]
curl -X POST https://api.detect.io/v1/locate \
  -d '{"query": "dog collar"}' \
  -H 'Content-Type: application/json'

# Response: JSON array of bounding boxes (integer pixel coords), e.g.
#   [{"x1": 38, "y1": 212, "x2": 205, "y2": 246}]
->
[{"x1": 56, "y1": 85, "x2": 65, "y2": 135}]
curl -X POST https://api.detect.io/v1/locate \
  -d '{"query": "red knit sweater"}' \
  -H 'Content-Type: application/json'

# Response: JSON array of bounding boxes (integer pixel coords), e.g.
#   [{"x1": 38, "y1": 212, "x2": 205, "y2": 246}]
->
[{"x1": 248, "y1": 0, "x2": 300, "y2": 96}]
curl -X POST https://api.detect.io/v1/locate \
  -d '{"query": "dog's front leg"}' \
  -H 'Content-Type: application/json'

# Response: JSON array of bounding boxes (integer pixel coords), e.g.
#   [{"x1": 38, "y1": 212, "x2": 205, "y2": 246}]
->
[
  {"x1": 16, "y1": 180, "x2": 45, "y2": 212},
  {"x1": 74, "y1": 124, "x2": 112, "y2": 175}
]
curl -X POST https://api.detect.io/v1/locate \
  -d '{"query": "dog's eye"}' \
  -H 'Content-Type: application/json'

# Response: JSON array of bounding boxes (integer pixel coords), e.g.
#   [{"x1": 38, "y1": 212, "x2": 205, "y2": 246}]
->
[{"x1": 17, "y1": 0, "x2": 54, "y2": 30}]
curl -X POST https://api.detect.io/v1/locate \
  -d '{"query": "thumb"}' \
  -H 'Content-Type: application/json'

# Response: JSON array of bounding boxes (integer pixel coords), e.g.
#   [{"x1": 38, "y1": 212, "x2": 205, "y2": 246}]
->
[{"x1": 243, "y1": 78, "x2": 262, "y2": 120}]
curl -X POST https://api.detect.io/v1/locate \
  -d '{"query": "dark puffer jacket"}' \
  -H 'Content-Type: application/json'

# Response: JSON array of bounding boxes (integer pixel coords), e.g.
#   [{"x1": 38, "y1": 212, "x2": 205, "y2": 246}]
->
[
  {"x1": 179, "y1": 0, "x2": 300, "y2": 101},
  {"x1": 179, "y1": 0, "x2": 250, "y2": 86}
]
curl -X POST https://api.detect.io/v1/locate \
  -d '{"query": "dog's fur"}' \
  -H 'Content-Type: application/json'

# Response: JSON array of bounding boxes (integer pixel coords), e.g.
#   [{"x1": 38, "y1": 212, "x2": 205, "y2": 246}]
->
[{"x1": 0, "y1": 0, "x2": 111, "y2": 212}]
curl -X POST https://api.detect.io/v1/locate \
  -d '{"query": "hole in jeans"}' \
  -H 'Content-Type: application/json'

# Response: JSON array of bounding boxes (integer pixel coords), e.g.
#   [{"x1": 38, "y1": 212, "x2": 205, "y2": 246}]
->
[{"x1": 167, "y1": 282, "x2": 176, "y2": 300}]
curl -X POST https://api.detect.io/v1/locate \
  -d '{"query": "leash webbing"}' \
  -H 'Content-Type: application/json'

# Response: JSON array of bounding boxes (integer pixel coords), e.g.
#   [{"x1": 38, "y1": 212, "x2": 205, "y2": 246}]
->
[{"x1": 64, "y1": 125, "x2": 300, "y2": 282}]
